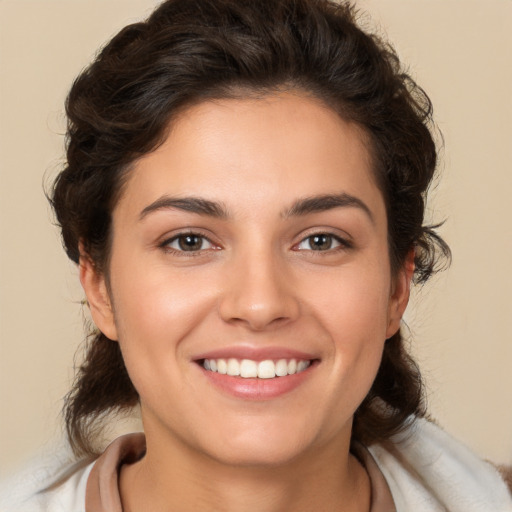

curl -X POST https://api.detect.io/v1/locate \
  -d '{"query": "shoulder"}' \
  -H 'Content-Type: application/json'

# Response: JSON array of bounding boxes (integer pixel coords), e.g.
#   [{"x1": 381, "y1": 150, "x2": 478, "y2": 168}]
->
[
  {"x1": 0, "y1": 439, "x2": 95, "y2": 512},
  {"x1": 0, "y1": 433, "x2": 146, "y2": 512},
  {"x1": 368, "y1": 417, "x2": 512, "y2": 512}
]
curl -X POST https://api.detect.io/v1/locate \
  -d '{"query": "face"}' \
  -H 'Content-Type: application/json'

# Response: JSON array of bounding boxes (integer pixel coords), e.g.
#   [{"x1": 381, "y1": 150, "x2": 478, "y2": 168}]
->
[{"x1": 82, "y1": 92, "x2": 411, "y2": 467}]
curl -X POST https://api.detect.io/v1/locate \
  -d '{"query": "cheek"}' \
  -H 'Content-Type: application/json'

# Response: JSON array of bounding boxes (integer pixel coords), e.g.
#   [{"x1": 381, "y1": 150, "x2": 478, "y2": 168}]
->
[
  {"x1": 111, "y1": 256, "x2": 215, "y2": 332},
  {"x1": 305, "y1": 263, "x2": 391, "y2": 406},
  {"x1": 107, "y1": 260, "x2": 218, "y2": 390},
  {"x1": 313, "y1": 261, "x2": 392, "y2": 340}
]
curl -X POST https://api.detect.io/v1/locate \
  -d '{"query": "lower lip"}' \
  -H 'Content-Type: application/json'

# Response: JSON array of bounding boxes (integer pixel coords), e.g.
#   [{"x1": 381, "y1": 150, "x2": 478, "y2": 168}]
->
[{"x1": 197, "y1": 362, "x2": 317, "y2": 400}]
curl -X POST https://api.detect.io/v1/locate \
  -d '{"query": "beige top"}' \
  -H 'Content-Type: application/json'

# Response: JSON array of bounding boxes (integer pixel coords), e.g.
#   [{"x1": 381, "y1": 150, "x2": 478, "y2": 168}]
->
[{"x1": 85, "y1": 433, "x2": 396, "y2": 511}]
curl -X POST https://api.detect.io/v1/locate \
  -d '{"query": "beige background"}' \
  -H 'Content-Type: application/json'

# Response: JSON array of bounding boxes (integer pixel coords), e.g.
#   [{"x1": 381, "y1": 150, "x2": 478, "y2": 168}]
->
[{"x1": 1, "y1": 0, "x2": 511, "y2": 476}]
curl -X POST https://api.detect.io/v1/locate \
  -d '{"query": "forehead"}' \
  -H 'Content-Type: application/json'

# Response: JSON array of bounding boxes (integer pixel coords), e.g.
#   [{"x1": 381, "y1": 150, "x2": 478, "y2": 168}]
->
[{"x1": 116, "y1": 92, "x2": 385, "y2": 223}]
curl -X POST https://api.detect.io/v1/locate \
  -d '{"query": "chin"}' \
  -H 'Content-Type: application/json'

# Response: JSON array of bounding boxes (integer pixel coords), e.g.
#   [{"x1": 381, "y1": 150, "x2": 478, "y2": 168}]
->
[
  {"x1": 209, "y1": 437, "x2": 310, "y2": 468},
  {"x1": 194, "y1": 415, "x2": 326, "y2": 468}
]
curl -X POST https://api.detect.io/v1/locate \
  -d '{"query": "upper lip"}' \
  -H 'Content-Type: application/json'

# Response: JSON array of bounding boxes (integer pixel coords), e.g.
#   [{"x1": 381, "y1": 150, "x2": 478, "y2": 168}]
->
[{"x1": 193, "y1": 346, "x2": 318, "y2": 362}]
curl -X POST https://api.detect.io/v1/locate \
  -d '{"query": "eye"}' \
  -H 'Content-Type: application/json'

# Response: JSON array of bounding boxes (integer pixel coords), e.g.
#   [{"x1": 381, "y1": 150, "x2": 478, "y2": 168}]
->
[
  {"x1": 296, "y1": 233, "x2": 347, "y2": 251},
  {"x1": 163, "y1": 233, "x2": 214, "y2": 252}
]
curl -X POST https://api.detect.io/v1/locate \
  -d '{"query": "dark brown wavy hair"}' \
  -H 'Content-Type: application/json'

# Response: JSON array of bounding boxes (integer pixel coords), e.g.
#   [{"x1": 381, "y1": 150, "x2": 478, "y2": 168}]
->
[{"x1": 50, "y1": 0, "x2": 450, "y2": 457}]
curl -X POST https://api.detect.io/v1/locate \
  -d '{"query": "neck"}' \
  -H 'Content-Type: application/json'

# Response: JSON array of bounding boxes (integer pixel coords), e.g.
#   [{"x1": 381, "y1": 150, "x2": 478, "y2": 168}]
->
[{"x1": 119, "y1": 427, "x2": 370, "y2": 512}]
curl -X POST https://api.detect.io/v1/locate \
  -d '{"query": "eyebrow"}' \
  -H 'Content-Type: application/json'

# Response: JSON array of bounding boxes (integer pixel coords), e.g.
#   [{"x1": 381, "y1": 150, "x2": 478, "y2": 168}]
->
[
  {"x1": 139, "y1": 196, "x2": 230, "y2": 220},
  {"x1": 282, "y1": 193, "x2": 374, "y2": 223},
  {"x1": 139, "y1": 192, "x2": 373, "y2": 223}
]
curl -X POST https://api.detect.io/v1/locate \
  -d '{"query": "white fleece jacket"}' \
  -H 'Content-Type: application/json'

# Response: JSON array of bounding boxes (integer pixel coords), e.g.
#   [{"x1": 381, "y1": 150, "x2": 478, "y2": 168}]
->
[
  {"x1": 368, "y1": 418, "x2": 512, "y2": 511},
  {"x1": 1, "y1": 418, "x2": 511, "y2": 511}
]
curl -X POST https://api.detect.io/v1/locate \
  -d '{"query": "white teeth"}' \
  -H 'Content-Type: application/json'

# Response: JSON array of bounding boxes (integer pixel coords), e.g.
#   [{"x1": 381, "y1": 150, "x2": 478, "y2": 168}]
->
[
  {"x1": 227, "y1": 358, "x2": 240, "y2": 376},
  {"x1": 257, "y1": 360, "x2": 276, "y2": 379},
  {"x1": 202, "y1": 357, "x2": 312, "y2": 378},
  {"x1": 240, "y1": 359, "x2": 258, "y2": 378},
  {"x1": 217, "y1": 359, "x2": 227, "y2": 374},
  {"x1": 275, "y1": 359, "x2": 288, "y2": 377},
  {"x1": 287, "y1": 359, "x2": 297, "y2": 374},
  {"x1": 297, "y1": 360, "x2": 309, "y2": 373}
]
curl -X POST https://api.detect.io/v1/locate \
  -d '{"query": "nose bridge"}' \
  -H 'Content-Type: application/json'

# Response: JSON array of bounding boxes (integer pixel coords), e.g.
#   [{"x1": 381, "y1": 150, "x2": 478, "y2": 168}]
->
[{"x1": 218, "y1": 240, "x2": 299, "y2": 330}]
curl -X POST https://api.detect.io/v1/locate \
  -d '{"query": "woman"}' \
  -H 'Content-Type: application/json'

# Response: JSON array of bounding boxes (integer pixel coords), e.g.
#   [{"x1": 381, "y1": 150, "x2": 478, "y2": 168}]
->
[{"x1": 2, "y1": 0, "x2": 511, "y2": 510}]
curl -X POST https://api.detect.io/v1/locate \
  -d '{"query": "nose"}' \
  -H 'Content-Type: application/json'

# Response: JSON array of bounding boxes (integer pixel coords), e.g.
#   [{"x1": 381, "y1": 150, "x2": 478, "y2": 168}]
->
[{"x1": 218, "y1": 248, "x2": 300, "y2": 331}]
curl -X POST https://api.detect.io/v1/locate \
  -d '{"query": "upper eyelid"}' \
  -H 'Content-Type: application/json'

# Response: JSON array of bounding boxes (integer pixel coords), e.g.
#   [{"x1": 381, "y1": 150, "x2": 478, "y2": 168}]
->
[
  {"x1": 159, "y1": 231, "x2": 218, "y2": 251},
  {"x1": 300, "y1": 233, "x2": 345, "y2": 243},
  {"x1": 294, "y1": 227, "x2": 353, "y2": 244},
  {"x1": 294, "y1": 233, "x2": 351, "y2": 250},
  {"x1": 160, "y1": 228, "x2": 215, "y2": 243}
]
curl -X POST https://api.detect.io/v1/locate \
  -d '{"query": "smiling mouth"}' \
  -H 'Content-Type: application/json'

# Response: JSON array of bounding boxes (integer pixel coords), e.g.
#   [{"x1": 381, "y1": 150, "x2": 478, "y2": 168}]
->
[{"x1": 200, "y1": 358, "x2": 313, "y2": 379}]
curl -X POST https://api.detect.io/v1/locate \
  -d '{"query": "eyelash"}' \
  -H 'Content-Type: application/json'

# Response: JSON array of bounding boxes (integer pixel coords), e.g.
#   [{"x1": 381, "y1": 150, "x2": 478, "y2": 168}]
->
[
  {"x1": 159, "y1": 231, "x2": 217, "y2": 256},
  {"x1": 293, "y1": 233, "x2": 353, "y2": 253},
  {"x1": 159, "y1": 231, "x2": 352, "y2": 256}
]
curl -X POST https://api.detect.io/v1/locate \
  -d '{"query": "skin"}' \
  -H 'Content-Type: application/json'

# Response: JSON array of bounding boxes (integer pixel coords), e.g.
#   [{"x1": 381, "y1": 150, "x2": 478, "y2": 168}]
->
[{"x1": 81, "y1": 92, "x2": 413, "y2": 512}]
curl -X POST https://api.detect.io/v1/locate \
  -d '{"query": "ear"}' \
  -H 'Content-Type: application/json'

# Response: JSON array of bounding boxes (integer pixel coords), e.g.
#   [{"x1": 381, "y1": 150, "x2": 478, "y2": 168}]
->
[
  {"x1": 386, "y1": 249, "x2": 415, "y2": 339},
  {"x1": 79, "y1": 245, "x2": 118, "y2": 341}
]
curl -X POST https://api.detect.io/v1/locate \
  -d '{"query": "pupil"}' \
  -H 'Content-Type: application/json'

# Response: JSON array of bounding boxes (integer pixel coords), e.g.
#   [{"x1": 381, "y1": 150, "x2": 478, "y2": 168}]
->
[
  {"x1": 311, "y1": 234, "x2": 331, "y2": 250},
  {"x1": 179, "y1": 235, "x2": 202, "y2": 251}
]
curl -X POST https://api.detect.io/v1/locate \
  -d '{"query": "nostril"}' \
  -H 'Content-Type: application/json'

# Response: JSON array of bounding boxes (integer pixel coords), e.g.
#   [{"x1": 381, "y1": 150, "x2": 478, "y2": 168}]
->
[
  {"x1": 227, "y1": 315, "x2": 292, "y2": 331},
  {"x1": 217, "y1": 270, "x2": 300, "y2": 330}
]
